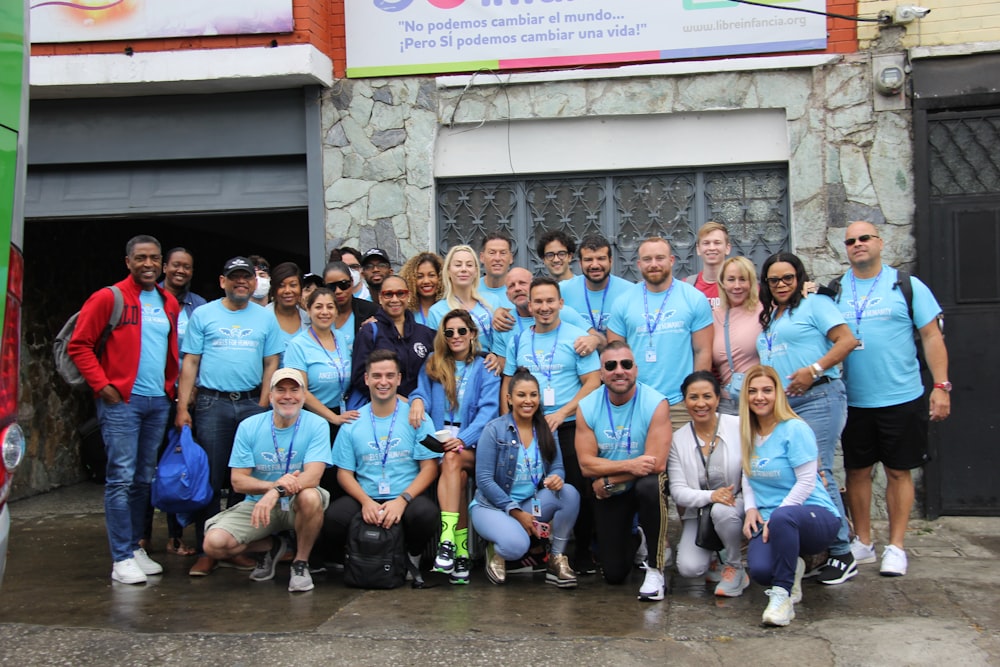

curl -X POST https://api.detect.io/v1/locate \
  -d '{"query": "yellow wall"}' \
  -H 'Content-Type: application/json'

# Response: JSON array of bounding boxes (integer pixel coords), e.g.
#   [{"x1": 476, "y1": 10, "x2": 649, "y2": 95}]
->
[{"x1": 858, "y1": 1, "x2": 1000, "y2": 49}]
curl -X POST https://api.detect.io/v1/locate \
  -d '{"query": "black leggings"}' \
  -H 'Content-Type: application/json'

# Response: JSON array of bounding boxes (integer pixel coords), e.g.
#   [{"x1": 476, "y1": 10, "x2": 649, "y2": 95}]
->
[
  {"x1": 322, "y1": 494, "x2": 439, "y2": 557},
  {"x1": 556, "y1": 421, "x2": 594, "y2": 563}
]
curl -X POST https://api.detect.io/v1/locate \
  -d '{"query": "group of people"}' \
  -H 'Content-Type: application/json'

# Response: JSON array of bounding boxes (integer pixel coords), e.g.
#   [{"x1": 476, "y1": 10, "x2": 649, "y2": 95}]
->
[{"x1": 67, "y1": 221, "x2": 950, "y2": 627}]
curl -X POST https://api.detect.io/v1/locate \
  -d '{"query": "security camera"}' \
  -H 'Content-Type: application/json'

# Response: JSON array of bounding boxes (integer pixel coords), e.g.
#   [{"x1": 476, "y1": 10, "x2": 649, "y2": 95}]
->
[{"x1": 894, "y1": 5, "x2": 931, "y2": 23}]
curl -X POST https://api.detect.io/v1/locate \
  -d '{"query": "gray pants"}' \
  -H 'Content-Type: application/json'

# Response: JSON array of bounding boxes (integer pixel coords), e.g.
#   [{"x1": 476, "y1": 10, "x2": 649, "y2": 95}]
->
[{"x1": 675, "y1": 499, "x2": 745, "y2": 576}]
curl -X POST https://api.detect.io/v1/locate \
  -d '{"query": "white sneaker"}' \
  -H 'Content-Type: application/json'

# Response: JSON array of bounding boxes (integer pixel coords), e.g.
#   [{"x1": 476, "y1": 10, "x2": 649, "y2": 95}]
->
[
  {"x1": 761, "y1": 586, "x2": 795, "y2": 626},
  {"x1": 132, "y1": 548, "x2": 163, "y2": 575},
  {"x1": 638, "y1": 565, "x2": 665, "y2": 601},
  {"x1": 851, "y1": 537, "x2": 877, "y2": 564},
  {"x1": 790, "y1": 557, "x2": 805, "y2": 604},
  {"x1": 112, "y1": 558, "x2": 148, "y2": 585},
  {"x1": 880, "y1": 545, "x2": 908, "y2": 577}
]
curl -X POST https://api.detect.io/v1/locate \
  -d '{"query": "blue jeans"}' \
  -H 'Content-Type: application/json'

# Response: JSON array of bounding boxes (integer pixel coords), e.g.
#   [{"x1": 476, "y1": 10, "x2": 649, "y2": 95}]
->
[
  {"x1": 788, "y1": 379, "x2": 850, "y2": 556},
  {"x1": 747, "y1": 504, "x2": 839, "y2": 592},
  {"x1": 192, "y1": 391, "x2": 265, "y2": 554},
  {"x1": 470, "y1": 486, "x2": 580, "y2": 561},
  {"x1": 97, "y1": 394, "x2": 171, "y2": 562}
]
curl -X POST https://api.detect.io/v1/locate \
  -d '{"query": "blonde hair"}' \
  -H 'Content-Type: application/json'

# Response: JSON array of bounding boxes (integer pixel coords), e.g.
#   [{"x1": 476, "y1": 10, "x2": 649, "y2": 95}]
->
[
  {"x1": 697, "y1": 221, "x2": 730, "y2": 243},
  {"x1": 399, "y1": 252, "x2": 443, "y2": 311},
  {"x1": 441, "y1": 245, "x2": 492, "y2": 314},
  {"x1": 425, "y1": 309, "x2": 481, "y2": 410},
  {"x1": 738, "y1": 365, "x2": 801, "y2": 476},
  {"x1": 718, "y1": 256, "x2": 760, "y2": 312}
]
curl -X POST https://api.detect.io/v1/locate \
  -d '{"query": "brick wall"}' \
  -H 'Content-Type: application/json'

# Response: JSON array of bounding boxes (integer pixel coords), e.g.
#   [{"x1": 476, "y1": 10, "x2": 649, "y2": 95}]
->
[{"x1": 858, "y1": 0, "x2": 1000, "y2": 48}]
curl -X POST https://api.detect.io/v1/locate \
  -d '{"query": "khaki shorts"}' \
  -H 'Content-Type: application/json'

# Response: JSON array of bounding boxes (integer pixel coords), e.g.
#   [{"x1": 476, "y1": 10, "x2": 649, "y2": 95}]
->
[{"x1": 205, "y1": 487, "x2": 330, "y2": 545}]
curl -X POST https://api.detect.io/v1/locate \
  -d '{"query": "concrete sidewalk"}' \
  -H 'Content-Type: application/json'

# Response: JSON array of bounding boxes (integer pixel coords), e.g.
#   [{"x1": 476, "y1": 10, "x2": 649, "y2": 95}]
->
[{"x1": 0, "y1": 482, "x2": 997, "y2": 666}]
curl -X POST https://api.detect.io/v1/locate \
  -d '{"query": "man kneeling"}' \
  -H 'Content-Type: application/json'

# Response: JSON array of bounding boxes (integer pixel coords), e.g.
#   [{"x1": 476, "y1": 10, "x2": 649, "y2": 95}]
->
[{"x1": 203, "y1": 368, "x2": 332, "y2": 592}]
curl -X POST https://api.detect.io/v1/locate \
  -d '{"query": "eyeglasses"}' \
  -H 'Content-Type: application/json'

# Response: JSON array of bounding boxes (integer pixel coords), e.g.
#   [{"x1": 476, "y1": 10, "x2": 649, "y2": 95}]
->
[
  {"x1": 327, "y1": 279, "x2": 353, "y2": 292},
  {"x1": 766, "y1": 273, "x2": 796, "y2": 287},
  {"x1": 380, "y1": 289, "x2": 409, "y2": 300},
  {"x1": 603, "y1": 359, "x2": 635, "y2": 371},
  {"x1": 346, "y1": 263, "x2": 362, "y2": 272},
  {"x1": 543, "y1": 250, "x2": 570, "y2": 261},
  {"x1": 444, "y1": 327, "x2": 470, "y2": 338},
  {"x1": 366, "y1": 262, "x2": 391, "y2": 270},
  {"x1": 844, "y1": 234, "x2": 879, "y2": 246}
]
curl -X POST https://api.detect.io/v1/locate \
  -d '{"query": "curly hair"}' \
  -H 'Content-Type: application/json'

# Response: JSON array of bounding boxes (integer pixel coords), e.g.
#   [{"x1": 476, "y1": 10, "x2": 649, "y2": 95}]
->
[{"x1": 399, "y1": 252, "x2": 444, "y2": 312}]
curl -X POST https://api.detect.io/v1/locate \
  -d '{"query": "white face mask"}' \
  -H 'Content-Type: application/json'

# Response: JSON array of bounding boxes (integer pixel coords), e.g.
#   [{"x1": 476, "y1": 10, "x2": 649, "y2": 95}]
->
[
  {"x1": 349, "y1": 268, "x2": 362, "y2": 287},
  {"x1": 253, "y1": 276, "x2": 270, "y2": 299}
]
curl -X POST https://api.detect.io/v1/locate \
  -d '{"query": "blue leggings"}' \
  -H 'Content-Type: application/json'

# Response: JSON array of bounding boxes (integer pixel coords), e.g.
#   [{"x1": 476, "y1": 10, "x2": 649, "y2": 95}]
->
[
  {"x1": 470, "y1": 486, "x2": 580, "y2": 561},
  {"x1": 747, "y1": 504, "x2": 839, "y2": 592}
]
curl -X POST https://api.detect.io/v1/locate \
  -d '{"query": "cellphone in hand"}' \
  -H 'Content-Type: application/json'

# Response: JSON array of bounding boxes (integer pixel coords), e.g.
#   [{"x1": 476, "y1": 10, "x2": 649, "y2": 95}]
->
[{"x1": 532, "y1": 520, "x2": 551, "y2": 538}]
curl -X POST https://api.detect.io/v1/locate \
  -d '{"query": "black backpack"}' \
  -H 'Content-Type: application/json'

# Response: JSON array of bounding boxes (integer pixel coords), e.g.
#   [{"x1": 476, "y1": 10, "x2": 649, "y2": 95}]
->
[{"x1": 343, "y1": 511, "x2": 406, "y2": 589}]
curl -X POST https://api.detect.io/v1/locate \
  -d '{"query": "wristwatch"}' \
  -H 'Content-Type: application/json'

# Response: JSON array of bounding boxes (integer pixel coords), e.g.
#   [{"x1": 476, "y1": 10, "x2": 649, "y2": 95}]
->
[
  {"x1": 400, "y1": 492, "x2": 413, "y2": 503},
  {"x1": 603, "y1": 476, "x2": 615, "y2": 492},
  {"x1": 933, "y1": 381, "x2": 952, "y2": 392},
  {"x1": 273, "y1": 485, "x2": 287, "y2": 498}
]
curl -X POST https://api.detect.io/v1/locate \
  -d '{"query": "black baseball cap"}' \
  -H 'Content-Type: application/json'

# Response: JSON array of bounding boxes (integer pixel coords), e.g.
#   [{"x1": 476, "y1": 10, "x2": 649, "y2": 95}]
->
[
  {"x1": 362, "y1": 248, "x2": 391, "y2": 266},
  {"x1": 222, "y1": 256, "x2": 254, "y2": 277}
]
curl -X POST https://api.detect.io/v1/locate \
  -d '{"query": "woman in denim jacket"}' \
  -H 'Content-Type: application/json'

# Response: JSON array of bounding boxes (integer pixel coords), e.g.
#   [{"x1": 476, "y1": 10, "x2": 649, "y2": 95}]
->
[{"x1": 471, "y1": 368, "x2": 580, "y2": 588}]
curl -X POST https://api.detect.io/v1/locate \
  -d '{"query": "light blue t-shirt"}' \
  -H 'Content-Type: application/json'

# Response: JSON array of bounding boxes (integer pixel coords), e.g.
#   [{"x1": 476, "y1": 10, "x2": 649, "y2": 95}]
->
[
  {"x1": 577, "y1": 382, "x2": 667, "y2": 461},
  {"x1": 427, "y1": 298, "x2": 495, "y2": 353},
  {"x1": 479, "y1": 277, "x2": 513, "y2": 311},
  {"x1": 502, "y1": 322, "x2": 600, "y2": 417},
  {"x1": 133, "y1": 289, "x2": 170, "y2": 397},
  {"x1": 228, "y1": 410, "x2": 333, "y2": 502},
  {"x1": 266, "y1": 303, "x2": 310, "y2": 367},
  {"x1": 746, "y1": 418, "x2": 840, "y2": 522},
  {"x1": 336, "y1": 311, "x2": 356, "y2": 351},
  {"x1": 283, "y1": 328, "x2": 352, "y2": 410},
  {"x1": 510, "y1": 439, "x2": 543, "y2": 502},
  {"x1": 607, "y1": 279, "x2": 713, "y2": 404},
  {"x1": 835, "y1": 266, "x2": 941, "y2": 408},
  {"x1": 561, "y1": 274, "x2": 634, "y2": 334},
  {"x1": 756, "y1": 294, "x2": 846, "y2": 389},
  {"x1": 331, "y1": 399, "x2": 441, "y2": 501},
  {"x1": 493, "y1": 304, "x2": 589, "y2": 359},
  {"x1": 182, "y1": 299, "x2": 283, "y2": 392}
]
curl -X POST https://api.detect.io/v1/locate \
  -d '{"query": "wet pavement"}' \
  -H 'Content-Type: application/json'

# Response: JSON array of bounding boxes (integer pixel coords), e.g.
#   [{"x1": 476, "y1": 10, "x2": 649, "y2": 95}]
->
[{"x1": 0, "y1": 483, "x2": 998, "y2": 665}]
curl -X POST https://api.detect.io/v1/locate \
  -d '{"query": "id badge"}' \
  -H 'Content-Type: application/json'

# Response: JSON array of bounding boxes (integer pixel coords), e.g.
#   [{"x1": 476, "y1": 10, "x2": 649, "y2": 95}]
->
[
  {"x1": 447, "y1": 424, "x2": 460, "y2": 438},
  {"x1": 339, "y1": 399, "x2": 347, "y2": 413},
  {"x1": 531, "y1": 497, "x2": 542, "y2": 517},
  {"x1": 645, "y1": 348, "x2": 657, "y2": 363},
  {"x1": 543, "y1": 386, "x2": 556, "y2": 407},
  {"x1": 378, "y1": 478, "x2": 391, "y2": 496},
  {"x1": 855, "y1": 338, "x2": 865, "y2": 350},
  {"x1": 280, "y1": 497, "x2": 290, "y2": 512}
]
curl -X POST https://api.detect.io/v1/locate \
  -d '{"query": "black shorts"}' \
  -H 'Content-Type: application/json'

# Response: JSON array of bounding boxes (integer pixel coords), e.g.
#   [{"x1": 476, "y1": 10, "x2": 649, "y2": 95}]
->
[{"x1": 842, "y1": 396, "x2": 929, "y2": 470}]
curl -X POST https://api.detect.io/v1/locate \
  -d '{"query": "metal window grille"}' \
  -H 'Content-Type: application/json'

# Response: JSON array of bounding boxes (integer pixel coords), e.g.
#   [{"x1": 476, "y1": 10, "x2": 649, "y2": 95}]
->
[{"x1": 436, "y1": 165, "x2": 790, "y2": 280}]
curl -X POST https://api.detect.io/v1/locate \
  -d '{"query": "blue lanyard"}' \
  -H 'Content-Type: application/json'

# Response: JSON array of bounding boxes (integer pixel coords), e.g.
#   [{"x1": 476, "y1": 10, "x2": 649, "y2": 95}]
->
[
  {"x1": 604, "y1": 385, "x2": 638, "y2": 456},
  {"x1": 530, "y1": 323, "x2": 561, "y2": 386},
  {"x1": 849, "y1": 269, "x2": 883, "y2": 335},
  {"x1": 642, "y1": 281, "x2": 675, "y2": 346},
  {"x1": 270, "y1": 415, "x2": 302, "y2": 475},
  {"x1": 583, "y1": 280, "x2": 611, "y2": 332},
  {"x1": 455, "y1": 296, "x2": 492, "y2": 340},
  {"x1": 308, "y1": 326, "x2": 347, "y2": 392},
  {"x1": 516, "y1": 426, "x2": 541, "y2": 489},
  {"x1": 763, "y1": 307, "x2": 785, "y2": 362},
  {"x1": 448, "y1": 361, "x2": 469, "y2": 424},
  {"x1": 415, "y1": 306, "x2": 429, "y2": 327},
  {"x1": 369, "y1": 399, "x2": 400, "y2": 473}
]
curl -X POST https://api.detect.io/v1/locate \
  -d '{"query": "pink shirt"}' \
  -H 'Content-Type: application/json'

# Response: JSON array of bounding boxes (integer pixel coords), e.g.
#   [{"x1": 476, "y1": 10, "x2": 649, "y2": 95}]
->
[{"x1": 712, "y1": 303, "x2": 763, "y2": 386}]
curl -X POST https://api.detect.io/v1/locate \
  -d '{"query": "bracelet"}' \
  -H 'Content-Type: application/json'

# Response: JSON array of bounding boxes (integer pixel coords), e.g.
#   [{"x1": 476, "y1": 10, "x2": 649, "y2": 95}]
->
[{"x1": 811, "y1": 362, "x2": 823, "y2": 378}]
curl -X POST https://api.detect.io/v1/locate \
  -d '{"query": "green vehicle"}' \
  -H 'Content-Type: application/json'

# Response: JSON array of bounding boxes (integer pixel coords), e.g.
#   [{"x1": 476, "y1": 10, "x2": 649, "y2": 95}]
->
[{"x1": 0, "y1": 0, "x2": 28, "y2": 586}]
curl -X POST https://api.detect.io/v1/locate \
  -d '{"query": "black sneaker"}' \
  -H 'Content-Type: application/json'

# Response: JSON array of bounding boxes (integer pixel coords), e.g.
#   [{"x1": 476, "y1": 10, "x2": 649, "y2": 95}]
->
[{"x1": 816, "y1": 552, "x2": 857, "y2": 585}]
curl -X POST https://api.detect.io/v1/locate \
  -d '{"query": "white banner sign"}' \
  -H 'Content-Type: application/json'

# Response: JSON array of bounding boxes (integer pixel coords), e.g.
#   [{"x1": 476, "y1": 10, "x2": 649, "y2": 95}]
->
[
  {"x1": 31, "y1": 0, "x2": 294, "y2": 44},
  {"x1": 346, "y1": 0, "x2": 827, "y2": 78}
]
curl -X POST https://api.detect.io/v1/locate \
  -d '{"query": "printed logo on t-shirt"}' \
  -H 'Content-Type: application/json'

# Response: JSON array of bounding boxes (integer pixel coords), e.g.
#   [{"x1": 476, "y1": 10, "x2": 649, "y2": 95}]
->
[
  {"x1": 141, "y1": 304, "x2": 168, "y2": 325},
  {"x1": 749, "y1": 456, "x2": 780, "y2": 479},
  {"x1": 643, "y1": 310, "x2": 685, "y2": 333},
  {"x1": 363, "y1": 437, "x2": 407, "y2": 463},
  {"x1": 258, "y1": 449, "x2": 294, "y2": 474},
  {"x1": 523, "y1": 350, "x2": 564, "y2": 375},
  {"x1": 598, "y1": 426, "x2": 633, "y2": 458},
  {"x1": 843, "y1": 297, "x2": 891, "y2": 319},
  {"x1": 214, "y1": 325, "x2": 258, "y2": 348}
]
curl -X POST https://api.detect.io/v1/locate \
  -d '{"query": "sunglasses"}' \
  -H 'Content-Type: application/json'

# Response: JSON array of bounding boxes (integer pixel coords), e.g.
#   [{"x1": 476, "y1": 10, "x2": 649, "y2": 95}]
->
[
  {"x1": 604, "y1": 359, "x2": 635, "y2": 371},
  {"x1": 844, "y1": 233, "x2": 879, "y2": 246},
  {"x1": 444, "y1": 327, "x2": 470, "y2": 338},
  {"x1": 766, "y1": 273, "x2": 796, "y2": 287},
  {"x1": 327, "y1": 279, "x2": 353, "y2": 292},
  {"x1": 380, "y1": 289, "x2": 409, "y2": 300}
]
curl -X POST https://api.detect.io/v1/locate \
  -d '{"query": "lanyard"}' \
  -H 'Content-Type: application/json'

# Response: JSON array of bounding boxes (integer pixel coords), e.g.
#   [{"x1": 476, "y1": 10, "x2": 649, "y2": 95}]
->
[
  {"x1": 448, "y1": 361, "x2": 470, "y2": 423},
  {"x1": 642, "y1": 281, "x2": 675, "y2": 346},
  {"x1": 530, "y1": 323, "x2": 561, "y2": 386},
  {"x1": 369, "y1": 399, "x2": 400, "y2": 473},
  {"x1": 515, "y1": 426, "x2": 542, "y2": 489},
  {"x1": 690, "y1": 417, "x2": 721, "y2": 490},
  {"x1": 455, "y1": 296, "x2": 492, "y2": 341},
  {"x1": 583, "y1": 280, "x2": 611, "y2": 332},
  {"x1": 271, "y1": 415, "x2": 302, "y2": 475},
  {"x1": 763, "y1": 307, "x2": 785, "y2": 362},
  {"x1": 416, "y1": 305, "x2": 429, "y2": 327},
  {"x1": 848, "y1": 269, "x2": 883, "y2": 335},
  {"x1": 604, "y1": 385, "x2": 638, "y2": 456},
  {"x1": 308, "y1": 326, "x2": 347, "y2": 391}
]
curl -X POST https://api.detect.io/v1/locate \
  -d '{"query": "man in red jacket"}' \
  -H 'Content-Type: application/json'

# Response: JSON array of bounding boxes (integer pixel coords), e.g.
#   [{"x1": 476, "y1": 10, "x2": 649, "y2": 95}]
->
[{"x1": 68, "y1": 235, "x2": 180, "y2": 585}]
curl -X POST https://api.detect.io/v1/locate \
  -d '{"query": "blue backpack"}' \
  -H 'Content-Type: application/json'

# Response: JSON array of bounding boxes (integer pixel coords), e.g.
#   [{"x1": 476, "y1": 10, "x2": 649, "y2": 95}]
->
[{"x1": 152, "y1": 425, "x2": 212, "y2": 520}]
